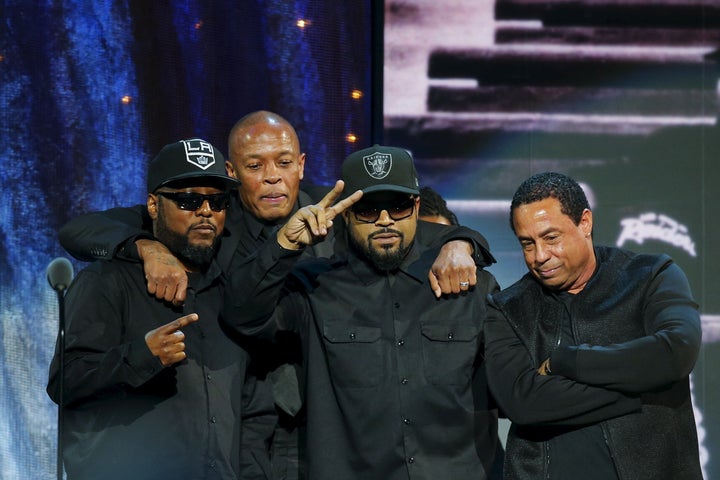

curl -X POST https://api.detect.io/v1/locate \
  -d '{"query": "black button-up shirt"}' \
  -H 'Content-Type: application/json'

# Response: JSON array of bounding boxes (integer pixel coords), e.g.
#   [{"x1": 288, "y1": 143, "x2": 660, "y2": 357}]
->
[
  {"x1": 225, "y1": 232, "x2": 500, "y2": 480},
  {"x1": 47, "y1": 259, "x2": 257, "y2": 480}
]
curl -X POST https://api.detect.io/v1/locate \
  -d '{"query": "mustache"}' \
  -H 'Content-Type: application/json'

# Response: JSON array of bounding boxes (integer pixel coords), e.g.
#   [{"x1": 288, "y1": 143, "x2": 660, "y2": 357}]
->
[
  {"x1": 189, "y1": 221, "x2": 217, "y2": 233},
  {"x1": 369, "y1": 227, "x2": 403, "y2": 239}
]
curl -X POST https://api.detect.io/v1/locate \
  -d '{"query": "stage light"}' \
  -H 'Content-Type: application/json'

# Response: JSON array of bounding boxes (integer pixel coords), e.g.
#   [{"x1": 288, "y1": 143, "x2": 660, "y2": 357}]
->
[
  {"x1": 346, "y1": 133, "x2": 358, "y2": 143},
  {"x1": 351, "y1": 89, "x2": 363, "y2": 100},
  {"x1": 297, "y1": 19, "x2": 311, "y2": 29},
  {"x1": 195, "y1": 20, "x2": 204, "y2": 30},
  {"x1": 121, "y1": 95, "x2": 132, "y2": 104}
]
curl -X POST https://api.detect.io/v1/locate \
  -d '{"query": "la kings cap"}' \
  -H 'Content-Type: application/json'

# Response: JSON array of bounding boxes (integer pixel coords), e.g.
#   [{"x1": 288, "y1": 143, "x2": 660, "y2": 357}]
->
[
  {"x1": 341, "y1": 144, "x2": 420, "y2": 198},
  {"x1": 147, "y1": 138, "x2": 240, "y2": 192}
]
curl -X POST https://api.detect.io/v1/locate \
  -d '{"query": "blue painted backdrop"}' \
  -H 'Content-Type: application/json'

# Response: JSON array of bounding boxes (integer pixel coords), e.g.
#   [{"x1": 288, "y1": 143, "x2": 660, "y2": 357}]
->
[{"x1": 0, "y1": 1, "x2": 372, "y2": 478}]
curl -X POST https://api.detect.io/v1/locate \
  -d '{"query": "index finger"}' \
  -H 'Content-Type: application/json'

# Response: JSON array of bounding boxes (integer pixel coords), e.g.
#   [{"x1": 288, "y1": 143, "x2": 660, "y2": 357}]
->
[
  {"x1": 160, "y1": 313, "x2": 199, "y2": 333},
  {"x1": 327, "y1": 188, "x2": 363, "y2": 220},
  {"x1": 316, "y1": 180, "x2": 346, "y2": 209}
]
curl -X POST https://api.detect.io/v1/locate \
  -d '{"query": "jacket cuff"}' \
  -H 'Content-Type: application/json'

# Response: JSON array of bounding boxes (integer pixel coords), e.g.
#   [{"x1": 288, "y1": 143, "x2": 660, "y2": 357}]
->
[{"x1": 550, "y1": 346, "x2": 578, "y2": 379}]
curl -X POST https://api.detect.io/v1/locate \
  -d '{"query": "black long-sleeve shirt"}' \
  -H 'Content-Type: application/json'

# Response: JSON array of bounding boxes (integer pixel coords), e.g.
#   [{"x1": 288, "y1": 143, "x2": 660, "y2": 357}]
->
[
  {"x1": 224, "y1": 230, "x2": 501, "y2": 480},
  {"x1": 47, "y1": 259, "x2": 272, "y2": 480},
  {"x1": 484, "y1": 246, "x2": 702, "y2": 479}
]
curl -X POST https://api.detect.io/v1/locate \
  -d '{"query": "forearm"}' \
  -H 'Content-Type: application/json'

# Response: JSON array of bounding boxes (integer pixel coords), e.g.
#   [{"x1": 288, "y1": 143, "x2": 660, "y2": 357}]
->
[
  {"x1": 418, "y1": 222, "x2": 495, "y2": 267},
  {"x1": 484, "y1": 305, "x2": 641, "y2": 426},
  {"x1": 46, "y1": 271, "x2": 162, "y2": 405},
  {"x1": 550, "y1": 263, "x2": 702, "y2": 393},
  {"x1": 49, "y1": 341, "x2": 161, "y2": 405},
  {"x1": 59, "y1": 205, "x2": 152, "y2": 261},
  {"x1": 223, "y1": 239, "x2": 304, "y2": 339}
]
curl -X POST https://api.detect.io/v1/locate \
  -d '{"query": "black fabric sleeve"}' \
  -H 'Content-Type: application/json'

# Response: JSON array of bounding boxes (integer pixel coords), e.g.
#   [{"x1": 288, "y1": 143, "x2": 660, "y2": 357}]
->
[
  {"x1": 58, "y1": 204, "x2": 154, "y2": 262},
  {"x1": 223, "y1": 239, "x2": 306, "y2": 340},
  {"x1": 46, "y1": 267, "x2": 163, "y2": 406},
  {"x1": 549, "y1": 261, "x2": 702, "y2": 393},
  {"x1": 416, "y1": 221, "x2": 496, "y2": 267},
  {"x1": 484, "y1": 297, "x2": 641, "y2": 427}
]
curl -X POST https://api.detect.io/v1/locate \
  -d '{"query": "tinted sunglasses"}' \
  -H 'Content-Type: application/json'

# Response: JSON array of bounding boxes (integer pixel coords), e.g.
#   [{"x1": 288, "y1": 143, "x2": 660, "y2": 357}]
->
[
  {"x1": 157, "y1": 191, "x2": 231, "y2": 212},
  {"x1": 351, "y1": 196, "x2": 416, "y2": 223}
]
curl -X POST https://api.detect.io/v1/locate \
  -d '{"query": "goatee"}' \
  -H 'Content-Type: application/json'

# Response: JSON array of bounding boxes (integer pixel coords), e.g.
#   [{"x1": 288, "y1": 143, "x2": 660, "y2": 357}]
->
[
  {"x1": 155, "y1": 217, "x2": 218, "y2": 271},
  {"x1": 350, "y1": 227, "x2": 411, "y2": 272}
]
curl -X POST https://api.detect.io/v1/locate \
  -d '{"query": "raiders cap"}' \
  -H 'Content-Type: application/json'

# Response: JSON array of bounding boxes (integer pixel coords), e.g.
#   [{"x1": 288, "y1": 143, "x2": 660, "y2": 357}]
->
[{"x1": 341, "y1": 144, "x2": 420, "y2": 198}]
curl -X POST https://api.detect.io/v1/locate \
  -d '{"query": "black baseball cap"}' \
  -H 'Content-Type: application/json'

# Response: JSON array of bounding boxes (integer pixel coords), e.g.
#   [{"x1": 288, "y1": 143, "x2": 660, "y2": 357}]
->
[
  {"x1": 341, "y1": 144, "x2": 420, "y2": 198},
  {"x1": 147, "y1": 138, "x2": 240, "y2": 192}
]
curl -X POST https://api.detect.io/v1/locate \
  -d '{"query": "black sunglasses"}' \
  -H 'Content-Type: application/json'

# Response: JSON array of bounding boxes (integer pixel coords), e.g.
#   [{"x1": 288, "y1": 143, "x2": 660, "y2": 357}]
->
[
  {"x1": 157, "y1": 191, "x2": 231, "y2": 212},
  {"x1": 351, "y1": 196, "x2": 416, "y2": 223}
]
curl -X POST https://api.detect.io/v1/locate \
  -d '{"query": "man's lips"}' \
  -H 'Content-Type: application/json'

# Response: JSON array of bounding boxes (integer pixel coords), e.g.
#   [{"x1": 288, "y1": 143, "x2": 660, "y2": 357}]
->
[
  {"x1": 536, "y1": 265, "x2": 560, "y2": 278},
  {"x1": 371, "y1": 232, "x2": 400, "y2": 246},
  {"x1": 261, "y1": 192, "x2": 287, "y2": 203},
  {"x1": 191, "y1": 223, "x2": 216, "y2": 234}
]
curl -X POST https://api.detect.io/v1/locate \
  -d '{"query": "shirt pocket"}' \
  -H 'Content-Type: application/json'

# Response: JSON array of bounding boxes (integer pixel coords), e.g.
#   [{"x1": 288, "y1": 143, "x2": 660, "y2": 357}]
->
[
  {"x1": 421, "y1": 323, "x2": 479, "y2": 386},
  {"x1": 323, "y1": 324, "x2": 382, "y2": 388}
]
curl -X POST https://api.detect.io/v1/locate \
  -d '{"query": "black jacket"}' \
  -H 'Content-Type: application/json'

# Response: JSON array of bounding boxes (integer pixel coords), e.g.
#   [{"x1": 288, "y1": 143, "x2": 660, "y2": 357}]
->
[{"x1": 485, "y1": 246, "x2": 702, "y2": 480}]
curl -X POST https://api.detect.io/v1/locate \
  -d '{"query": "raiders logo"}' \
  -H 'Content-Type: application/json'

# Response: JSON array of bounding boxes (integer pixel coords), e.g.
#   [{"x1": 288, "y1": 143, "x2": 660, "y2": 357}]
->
[
  {"x1": 363, "y1": 152, "x2": 392, "y2": 179},
  {"x1": 182, "y1": 139, "x2": 216, "y2": 170}
]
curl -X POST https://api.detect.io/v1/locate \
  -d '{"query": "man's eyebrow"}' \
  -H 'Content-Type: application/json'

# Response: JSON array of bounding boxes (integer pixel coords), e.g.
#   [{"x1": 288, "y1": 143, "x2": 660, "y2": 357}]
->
[{"x1": 517, "y1": 227, "x2": 560, "y2": 241}]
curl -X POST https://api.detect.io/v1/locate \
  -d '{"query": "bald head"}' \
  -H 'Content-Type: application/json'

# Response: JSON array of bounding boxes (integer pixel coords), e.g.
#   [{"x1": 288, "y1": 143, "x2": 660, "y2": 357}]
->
[{"x1": 226, "y1": 110, "x2": 306, "y2": 222}]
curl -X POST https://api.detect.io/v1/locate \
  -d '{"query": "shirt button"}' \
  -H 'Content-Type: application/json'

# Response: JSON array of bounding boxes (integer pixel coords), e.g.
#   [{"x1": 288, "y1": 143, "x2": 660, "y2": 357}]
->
[
  {"x1": 408, "y1": 457, "x2": 415, "y2": 464},
  {"x1": 401, "y1": 378, "x2": 409, "y2": 385},
  {"x1": 397, "y1": 339, "x2": 404, "y2": 346},
  {"x1": 206, "y1": 373, "x2": 212, "y2": 380},
  {"x1": 349, "y1": 332, "x2": 356, "y2": 340},
  {"x1": 403, "y1": 418, "x2": 411, "y2": 425},
  {"x1": 210, "y1": 416, "x2": 217, "y2": 423},
  {"x1": 447, "y1": 332, "x2": 454, "y2": 340},
  {"x1": 394, "y1": 302, "x2": 400, "y2": 309}
]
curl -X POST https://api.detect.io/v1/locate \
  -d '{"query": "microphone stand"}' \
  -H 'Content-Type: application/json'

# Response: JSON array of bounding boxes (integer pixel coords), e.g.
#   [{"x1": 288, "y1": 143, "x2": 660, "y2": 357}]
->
[
  {"x1": 47, "y1": 256, "x2": 73, "y2": 480},
  {"x1": 55, "y1": 286, "x2": 67, "y2": 480}
]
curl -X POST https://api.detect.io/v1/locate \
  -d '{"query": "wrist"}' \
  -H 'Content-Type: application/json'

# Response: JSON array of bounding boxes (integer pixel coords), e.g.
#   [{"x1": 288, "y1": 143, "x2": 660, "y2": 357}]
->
[{"x1": 277, "y1": 232, "x2": 304, "y2": 251}]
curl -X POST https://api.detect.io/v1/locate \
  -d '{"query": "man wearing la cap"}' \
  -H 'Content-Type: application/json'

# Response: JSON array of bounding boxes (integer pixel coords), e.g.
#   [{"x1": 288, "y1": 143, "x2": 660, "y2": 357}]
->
[
  {"x1": 224, "y1": 145, "x2": 502, "y2": 479},
  {"x1": 47, "y1": 138, "x2": 273, "y2": 480}
]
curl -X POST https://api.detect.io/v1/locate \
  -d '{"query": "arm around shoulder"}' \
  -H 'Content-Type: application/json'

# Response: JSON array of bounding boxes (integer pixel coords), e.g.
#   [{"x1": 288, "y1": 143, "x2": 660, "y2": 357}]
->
[{"x1": 59, "y1": 204, "x2": 152, "y2": 261}]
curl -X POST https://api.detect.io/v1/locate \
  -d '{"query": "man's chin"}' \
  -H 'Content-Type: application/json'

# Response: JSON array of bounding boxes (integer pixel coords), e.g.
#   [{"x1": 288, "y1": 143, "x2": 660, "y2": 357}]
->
[{"x1": 257, "y1": 206, "x2": 293, "y2": 223}]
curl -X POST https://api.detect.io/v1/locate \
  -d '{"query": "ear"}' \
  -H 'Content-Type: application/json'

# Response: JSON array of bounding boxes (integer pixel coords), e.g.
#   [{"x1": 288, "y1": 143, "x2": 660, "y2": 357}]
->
[
  {"x1": 147, "y1": 194, "x2": 159, "y2": 220},
  {"x1": 225, "y1": 160, "x2": 237, "y2": 179},
  {"x1": 579, "y1": 208, "x2": 593, "y2": 237},
  {"x1": 297, "y1": 152, "x2": 306, "y2": 180}
]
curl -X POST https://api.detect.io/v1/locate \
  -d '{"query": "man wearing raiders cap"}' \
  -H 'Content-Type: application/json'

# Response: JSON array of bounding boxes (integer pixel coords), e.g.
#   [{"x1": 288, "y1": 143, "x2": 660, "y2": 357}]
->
[
  {"x1": 47, "y1": 139, "x2": 272, "y2": 479},
  {"x1": 224, "y1": 145, "x2": 501, "y2": 479}
]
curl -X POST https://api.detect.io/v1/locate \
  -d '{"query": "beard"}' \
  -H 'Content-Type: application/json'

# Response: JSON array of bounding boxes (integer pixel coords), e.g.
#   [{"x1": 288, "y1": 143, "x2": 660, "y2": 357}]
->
[
  {"x1": 349, "y1": 227, "x2": 412, "y2": 272},
  {"x1": 154, "y1": 216, "x2": 218, "y2": 271}
]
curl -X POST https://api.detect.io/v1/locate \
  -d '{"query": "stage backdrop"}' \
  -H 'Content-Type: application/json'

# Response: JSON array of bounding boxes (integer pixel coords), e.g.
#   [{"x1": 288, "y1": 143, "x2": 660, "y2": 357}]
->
[
  {"x1": 0, "y1": 1, "x2": 372, "y2": 478},
  {"x1": 383, "y1": 0, "x2": 720, "y2": 478}
]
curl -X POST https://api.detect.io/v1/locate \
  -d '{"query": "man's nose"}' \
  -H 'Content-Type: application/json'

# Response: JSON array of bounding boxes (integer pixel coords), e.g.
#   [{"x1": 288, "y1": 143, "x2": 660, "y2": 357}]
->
[
  {"x1": 375, "y1": 209, "x2": 394, "y2": 226},
  {"x1": 264, "y1": 164, "x2": 281, "y2": 183},
  {"x1": 196, "y1": 200, "x2": 213, "y2": 216}
]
